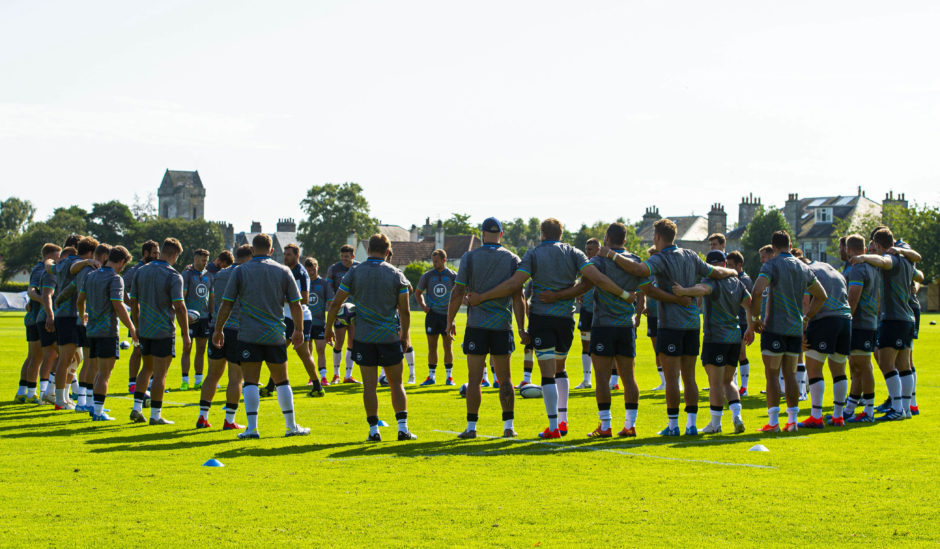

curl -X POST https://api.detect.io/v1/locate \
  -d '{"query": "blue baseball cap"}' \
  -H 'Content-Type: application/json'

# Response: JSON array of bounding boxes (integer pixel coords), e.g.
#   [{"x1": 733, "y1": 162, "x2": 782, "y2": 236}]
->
[
  {"x1": 481, "y1": 217, "x2": 503, "y2": 233},
  {"x1": 706, "y1": 250, "x2": 727, "y2": 264}
]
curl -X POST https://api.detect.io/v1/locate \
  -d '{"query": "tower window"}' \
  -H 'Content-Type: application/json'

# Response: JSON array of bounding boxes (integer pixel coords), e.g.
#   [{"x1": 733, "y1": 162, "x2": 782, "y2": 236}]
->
[{"x1": 193, "y1": 207, "x2": 197, "y2": 219}]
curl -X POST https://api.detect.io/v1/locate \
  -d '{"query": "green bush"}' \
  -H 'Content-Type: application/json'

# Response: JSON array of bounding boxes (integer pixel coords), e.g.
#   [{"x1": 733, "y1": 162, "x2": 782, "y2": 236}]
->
[{"x1": 0, "y1": 282, "x2": 28, "y2": 292}]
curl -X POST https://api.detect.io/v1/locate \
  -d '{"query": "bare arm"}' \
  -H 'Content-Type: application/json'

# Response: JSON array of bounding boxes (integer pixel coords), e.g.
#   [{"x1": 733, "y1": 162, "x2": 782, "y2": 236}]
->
[
  {"x1": 511, "y1": 289, "x2": 527, "y2": 338},
  {"x1": 597, "y1": 247, "x2": 651, "y2": 277},
  {"x1": 54, "y1": 283, "x2": 76, "y2": 307},
  {"x1": 113, "y1": 300, "x2": 137, "y2": 344},
  {"x1": 41, "y1": 287, "x2": 55, "y2": 332},
  {"x1": 851, "y1": 254, "x2": 892, "y2": 270},
  {"x1": 130, "y1": 297, "x2": 140, "y2": 328},
  {"x1": 708, "y1": 266, "x2": 737, "y2": 279},
  {"x1": 640, "y1": 283, "x2": 692, "y2": 307},
  {"x1": 76, "y1": 292, "x2": 86, "y2": 321},
  {"x1": 397, "y1": 291, "x2": 411, "y2": 349},
  {"x1": 847, "y1": 285, "x2": 862, "y2": 314},
  {"x1": 889, "y1": 246, "x2": 922, "y2": 263},
  {"x1": 580, "y1": 264, "x2": 634, "y2": 303},
  {"x1": 803, "y1": 279, "x2": 828, "y2": 324},
  {"x1": 289, "y1": 300, "x2": 304, "y2": 348},
  {"x1": 28, "y1": 287, "x2": 43, "y2": 302},
  {"x1": 173, "y1": 301, "x2": 192, "y2": 350},
  {"x1": 415, "y1": 289, "x2": 429, "y2": 312},
  {"x1": 749, "y1": 276, "x2": 769, "y2": 326},
  {"x1": 741, "y1": 295, "x2": 755, "y2": 345},
  {"x1": 672, "y1": 283, "x2": 712, "y2": 297},
  {"x1": 540, "y1": 278, "x2": 594, "y2": 303},
  {"x1": 211, "y1": 300, "x2": 233, "y2": 348},
  {"x1": 468, "y1": 271, "x2": 529, "y2": 304},
  {"x1": 914, "y1": 269, "x2": 925, "y2": 284},
  {"x1": 70, "y1": 259, "x2": 97, "y2": 275},
  {"x1": 446, "y1": 284, "x2": 466, "y2": 337}
]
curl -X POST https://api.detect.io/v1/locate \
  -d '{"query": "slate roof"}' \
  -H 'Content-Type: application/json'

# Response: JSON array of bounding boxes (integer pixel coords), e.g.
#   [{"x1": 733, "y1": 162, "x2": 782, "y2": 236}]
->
[{"x1": 159, "y1": 170, "x2": 203, "y2": 192}]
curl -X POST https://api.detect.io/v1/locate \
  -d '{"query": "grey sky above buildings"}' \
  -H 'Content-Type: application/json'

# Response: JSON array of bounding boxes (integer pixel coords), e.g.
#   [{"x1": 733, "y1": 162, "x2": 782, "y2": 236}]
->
[{"x1": 2, "y1": 1, "x2": 939, "y2": 232}]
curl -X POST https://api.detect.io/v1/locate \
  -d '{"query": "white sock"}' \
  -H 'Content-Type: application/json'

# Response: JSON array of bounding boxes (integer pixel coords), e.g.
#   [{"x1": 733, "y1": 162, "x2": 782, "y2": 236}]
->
[
  {"x1": 542, "y1": 380, "x2": 558, "y2": 430},
  {"x1": 832, "y1": 376, "x2": 848, "y2": 418},
  {"x1": 333, "y1": 350, "x2": 342, "y2": 376},
  {"x1": 740, "y1": 361, "x2": 750, "y2": 387},
  {"x1": 599, "y1": 408, "x2": 612, "y2": 430},
  {"x1": 581, "y1": 354, "x2": 592, "y2": 381},
  {"x1": 182, "y1": 375, "x2": 189, "y2": 385},
  {"x1": 40, "y1": 379, "x2": 49, "y2": 393},
  {"x1": 318, "y1": 367, "x2": 327, "y2": 379},
  {"x1": 658, "y1": 367, "x2": 665, "y2": 385},
  {"x1": 625, "y1": 407, "x2": 638, "y2": 429},
  {"x1": 275, "y1": 383, "x2": 296, "y2": 428},
  {"x1": 369, "y1": 422, "x2": 379, "y2": 435},
  {"x1": 70, "y1": 379, "x2": 79, "y2": 396},
  {"x1": 482, "y1": 368, "x2": 490, "y2": 383},
  {"x1": 786, "y1": 406, "x2": 799, "y2": 424},
  {"x1": 809, "y1": 378, "x2": 824, "y2": 419},
  {"x1": 199, "y1": 404, "x2": 209, "y2": 420},
  {"x1": 17, "y1": 384, "x2": 27, "y2": 397},
  {"x1": 899, "y1": 371, "x2": 913, "y2": 412},
  {"x1": 797, "y1": 364, "x2": 807, "y2": 394},
  {"x1": 609, "y1": 373, "x2": 620, "y2": 388},
  {"x1": 344, "y1": 350, "x2": 354, "y2": 377},
  {"x1": 405, "y1": 350, "x2": 415, "y2": 376},
  {"x1": 55, "y1": 388, "x2": 66, "y2": 406},
  {"x1": 467, "y1": 420, "x2": 477, "y2": 431},
  {"x1": 427, "y1": 366, "x2": 437, "y2": 380},
  {"x1": 150, "y1": 403, "x2": 162, "y2": 421},
  {"x1": 243, "y1": 384, "x2": 260, "y2": 432},
  {"x1": 911, "y1": 368, "x2": 917, "y2": 407},
  {"x1": 686, "y1": 412, "x2": 697, "y2": 429},
  {"x1": 195, "y1": 374, "x2": 203, "y2": 385},
  {"x1": 27, "y1": 385, "x2": 37, "y2": 398},
  {"x1": 556, "y1": 374, "x2": 569, "y2": 423},
  {"x1": 523, "y1": 370, "x2": 532, "y2": 383},
  {"x1": 710, "y1": 408, "x2": 722, "y2": 427},
  {"x1": 133, "y1": 395, "x2": 143, "y2": 412},
  {"x1": 884, "y1": 372, "x2": 902, "y2": 413},
  {"x1": 75, "y1": 386, "x2": 85, "y2": 407},
  {"x1": 445, "y1": 364, "x2": 453, "y2": 378},
  {"x1": 397, "y1": 412, "x2": 409, "y2": 433},
  {"x1": 768, "y1": 406, "x2": 780, "y2": 425},
  {"x1": 729, "y1": 401, "x2": 742, "y2": 420},
  {"x1": 504, "y1": 418, "x2": 514, "y2": 431},
  {"x1": 667, "y1": 413, "x2": 679, "y2": 430},
  {"x1": 94, "y1": 399, "x2": 103, "y2": 416},
  {"x1": 224, "y1": 405, "x2": 236, "y2": 424}
]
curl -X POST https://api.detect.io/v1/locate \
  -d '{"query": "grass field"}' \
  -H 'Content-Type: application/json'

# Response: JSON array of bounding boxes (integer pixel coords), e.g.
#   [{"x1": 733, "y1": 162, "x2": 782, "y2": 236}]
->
[{"x1": 1, "y1": 310, "x2": 938, "y2": 546}]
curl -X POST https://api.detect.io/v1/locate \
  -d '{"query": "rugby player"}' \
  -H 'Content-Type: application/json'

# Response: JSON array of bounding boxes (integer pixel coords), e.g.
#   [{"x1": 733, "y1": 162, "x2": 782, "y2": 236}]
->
[
  {"x1": 726, "y1": 251, "x2": 753, "y2": 396},
  {"x1": 644, "y1": 246, "x2": 665, "y2": 391},
  {"x1": 416, "y1": 249, "x2": 457, "y2": 386},
  {"x1": 37, "y1": 248, "x2": 66, "y2": 403},
  {"x1": 213, "y1": 234, "x2": 310, "y2": 438},
  {"x1": 842, "y1": 234, "x2": 880, "y2": 422},
  {"x1": 72, "y1": 243, "x2": 111, "y2": 413},
  {"x1": 128, "y1": 238, "x2": 191, "y2": 425},
  {"x1": 325, "y1": 244, "x2": 359, "y2": 384},
  {"x1": 574, "y1": 238, "x2": 600, "y2": 389},
  {"x1": 708, "y1": 233, "x2": 726, "y2": 252},
  {"x1": 304, "y1": 257, "x2": 333, "y2": 388},
  {"x1": 125, "y1": 240, "x2": 159, "y2": 394},
  {"x1": 325, "y1": 234, "x2": 416, "y2": 442},
  {"x1": 750, "y1": 231, "x2": 827, "y2": 433},
  {"x1": 180, "y1": 248, "x2": 213, "y2": 391},
  {"x1": 15, "y1": 243, "x2": 60, "y2": 404}
]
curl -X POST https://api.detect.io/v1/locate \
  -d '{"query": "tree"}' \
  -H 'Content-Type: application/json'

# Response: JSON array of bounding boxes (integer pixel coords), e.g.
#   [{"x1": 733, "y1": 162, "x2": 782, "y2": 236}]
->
[
  {"x1": 0, "y1": 197, "x2": 36, "y2": 240},
  {"x1": 128, "y1": 218, "x2": 225, "y2": 268},
  {"x1": 85, "y1": 200, "x2": 138, "y2": 246},
  {"x1": 740, "y1": 207, "x2": 791, "y2": 278},
  {"x1": 403, "y1": 260, "x2": 432, "y2": 290},
  {"x1": 297, "y1": 182, "x2": 378, "y2": 265},
  {"x1": 443, "y1": 213, "x2": 474, "y2": 235},
  {"x1": 0, "y1": 222, "x2": 69, "y2": 281},
  {"x1": 132, "y1": 192, "x2": 157, "y2": 222},
  {"x1": 46, "y1": 206, "x2": 88, "y2": 235}
]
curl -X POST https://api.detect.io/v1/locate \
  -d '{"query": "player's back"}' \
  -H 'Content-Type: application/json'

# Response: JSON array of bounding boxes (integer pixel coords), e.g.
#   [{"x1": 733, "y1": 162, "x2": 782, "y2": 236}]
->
[
  {"x1": 590, "y1": 252, "x2": 644, "y2": 327},
  {"x1": 760, "y1": 253, "x2": 815, "y2": 336},
  {"x1": 457, "y1": 243, "x2": 520, "y2": 331},
  {"x1": 882, "y1": 254, "x2": 915, "y2": 322},
  {"x1": 134, "y1": 260, "x2": 183, "y2": 338},
  {"x1": 846, "y1": 262, "x2": 881, "y2": 331},
  {"x1": 702, "y1": 276, "x2": 746, "y2": 343},
  {"x1": 520, "y1": 241, "x2": 589, "y2": 317},
  {"x1": 807, "y1": 261, "x2": 851, "y2": 319},
  {"x1": 340, "y1": 258, "x2": 409, "y2": 343}
]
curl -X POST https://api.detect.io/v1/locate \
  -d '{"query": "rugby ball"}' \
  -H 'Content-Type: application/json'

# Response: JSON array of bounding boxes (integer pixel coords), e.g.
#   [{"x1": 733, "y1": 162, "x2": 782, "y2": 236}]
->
[
  {"x1": 519, "y1": 384, "x2": 543, "y2": 399},
  {"x1": 119, "y1": 341, "x2": 130, "y2": 350},
  {"x1": 187, "y1": 309, "x2": 200, "y2": 323},
  {"x1": 458, "y1": 383, "x2": 468, "y2": 398},
  {"x1": 337, "y1": 303, "x2": 356, "y2": 326}
]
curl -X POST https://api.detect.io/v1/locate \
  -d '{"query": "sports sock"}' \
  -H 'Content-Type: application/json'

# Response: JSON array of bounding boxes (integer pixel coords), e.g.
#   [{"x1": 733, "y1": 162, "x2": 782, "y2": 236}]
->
[
  {"x1": 243, "y1": 383, "x2": 260, "y2": 432},
  {"x1": 75, "y1": 385, "x2": 85, "y2": 407},
  {"x1": 199, "y1": 400, "x2": 211, "y2": 420},
  {"x1": 808, "y1": 377, "x2": 824, "y2": 419},
  {"x1": 709, "y1": 405, "x2": 722, "y2": 428},
  {"x1": 541, "y1": 377, "x2": 558, "y2": 430},
  {"x1": 40, "y1": 378, "x2": 49, "y2": 394},
  {"x1": 17, "y1": 381, "x2": 28, "y2": 397},
  {"x1": 523, "y1": 369, "x2": 532, "y2": 383},
  {"x1": 333, "y1": 349, "x2": 342, "y2": 376},
  {"x1": 863, "y1": 392, "x2": 875, "y2": 417},
  {"x1": 667, "y1": 408, "x2": 679, "y2": 430},
  {"x1": 93, "y1": 393, "x2": 106, "y2": 416},
  {"x1": 318, "y1": 367, "x2": 327, "y2": 379},
  {"x1": 685, "y1": 405, "x2": 697, "y2": 429},
  {"x1": 466, "y1": 413, "x2": 478, "y2": 432},
  {"x1": 428, "y1": 364, "x2": 437, "y2": 380},
  {"x1": 609, "y1": 372, "x2": 620, "y2": 387},
  {"x1": 768, "y1": 406, "x2": 780, "y2": 425},
  {"x1": 503, "y1": 411, "x2": 514, "y2": 431},
  {"x1": 832, "y1": 375, "x2": 848, "y2": 419},
  {"x1": 445, "y1": 363, "x2": 453, "y2": 378},
  {"x1": 128, "y1": 377, "x2": 136, "y2": 392},
  {"x1": 657, "y1": 366, "x2": 665, "y2": 385},
  {"x1": 728, "y1": 399, "x2": 742, "y2": 420},
  {"x1": 598, "y1": 402, "x2": 612, "y2": 430},
  {"x1": 404, "y1": 347, "x2": 415, "y2": 375},
  {"x1": 150, "y1": 400, "x2": 162, "y2": 421},
  {"x1": 224, "y1": 403, "x2": 237, "y2": 424},
  {"x1": 482, "y1": 367, "x2": 490, "y2": 383},
  {"x1": 133, "y1": 391, "x2": 145, "y2": 412},
  {"x1": 899, "y1": 370, "x2": 913, "y2": 412},
  {"x1": 195, "y1": 374, "x2": 203, "y2": 385},
  {"x1": 70, "y1": 378, "x2": 79, "y2": 397},
  {"x1": 845, "y1": 393, "x2": 860, "y2": 416},
  {"x1": 740, "y1": 359, "x2": 750, "y2": 387},
  {"x1": 26, "y1": 382, "x2": 37, "y2": 398},
  {"x1": 883, "y1": 370, "x2": 902, "y2": 413},
  {"x1": 396, "y1": 411, "x2": 409, "y2": 433},
  {"x1": 911, "y1": 367, "x2": 917, "y2": 407},
  {"x1": 581, "y1": 353, "x2": 592, "y2": 383},
  {"x1": 275, "y1": 381, "x2": 295, "y2": 428},
  {"x1": 786, "y1": 406, "x2": 799, "y2": 424},
  {"x1": 556, "y1": 371, "x2": 569, "y2": 423},
  {"x1": 55, "y1": 388, "x2": 66, "y2": 406},
  {"x1": 344, "y1": 349, "x2": 354, "y2": 377},
  {"x1": 797, "y1": 364, "x2": 807, "y2": 394},
  {"x1": 182, "y1": 375, "x2": 189, "y2": 385},
  {"x1": 367, "y1": 415, "x2": 379, "y2": 435},
  {"x1": 625, "y1": 403, "x2": 638, "y2": 429}
]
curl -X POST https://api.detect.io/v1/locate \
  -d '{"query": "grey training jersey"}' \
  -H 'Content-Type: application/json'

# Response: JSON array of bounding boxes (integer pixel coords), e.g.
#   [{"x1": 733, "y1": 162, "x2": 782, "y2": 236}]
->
[
  {"x1": 881, "y1": 254, "x2": 915, "y2": 322},
  {"x1": 210, "y1": 265, "x2": 239, "y2": 331},
  {"x1": 35, "y1": 268, "x2": 57, "y2": 325},
  {"x1": 80, "y1": 267, "x2": 124, "y2": 338},
  {"x1": 758, "y1": 253, "x2": 817, "y2": 337},
  {"x1": 24, "y1": 261, "x2": 45, "y2": 326},
  {"x1": 132, "y1": 260, "x2": 184, "y2": 339},
  {"x1": 72, "y1": 264, "x2": 97, "y2": 326},
  {"x1": 846, "y1": 262, "x2": 881, "y2": 331},
  {"x1": 589, "y1": 252, "x2": 645, "y2": 328},
  {"x1": 519, "y1": 241, "x2": 590, "y2": 318},
  {"x1": 182, "y1": 268, "x2": 213, "y2": 319},
  {"x1": 53, "y1": 256, "x2": 80, "y2": 318},
  {"x1": 326, "y1": 260, "x2": 358, "y2": 295},
  {"x1": 807, "y1": 261, "x2": 851, "y2": 320},
  {"x1": 456, "y1": 243, "x2": 521, "y2": 331},
  {"x1": 222, "y1": 256, "x2": 301, "y2": 345},
  {"x1": 581, "y1": 287, "x2": 595, "y2": 314},
  {"x1": 642, "y1": 245, "x2": 713, "y2": 331},
  {"x1": 702, "y1": 276, "x2": 749, "y2": 344},
  {"x1": 123, "y1": 260, "x2": 145, "y2": 299},
  {"x1": 645, "y1": 276, "x2": 659, "y2": 319},
  {"x1": 737, "y1": 271, "x2": 753, "y2": 327},
  {"x1": 417, "y1": 268, "x2": 457, "y2": 315},
  {"x1": 308, "y1": 276, "x2": 331, "y2": 326},
  {"x1": 339, "y1": 258, "x2": 409, "y2": 344}
]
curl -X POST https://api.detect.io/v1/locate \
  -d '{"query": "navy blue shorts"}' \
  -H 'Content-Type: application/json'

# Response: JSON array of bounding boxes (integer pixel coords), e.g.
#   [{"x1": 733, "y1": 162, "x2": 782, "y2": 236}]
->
[
  {"x1": 806, "y1": 316, "x2": 851, "y2": 356},
  {"x1": 309, "y1": 324, "x2": 326, "y2": 341},
  {"x1": 140, "y1": 337, "x2": 175, "y2": 358},
  {"x1": 656, "y1": 328, "x2": 699, "y2": 357},
  {"x1": 463, "y1": 328, "x2": 514, "y2": 356},
  {"x1": 54, "y1": 317, "x2": 81, "y2": 347},
  {"x1": 590, "y1": 326, "x2": 636, "y2": 357},
  {"x1": 877, "y1": 320, "x2": 914, "y2": 350},
  {"x1": 701, "y1": 342, "x2": 740, "y2": 367},
  {"x1": 38, "y1": 323, "x2": 57, "y2": 347},
  {"x1": 189, "y1": 318, "x2": 212, "y2": 339},
  {"x1": 285, "y1": 318, "x2": 313, "y2": 342},
  {"x1": 850, "y1": 329, "x2": 876, "y2": 353},
  {"x1": 577, "y1": 311, "x2": 594, "y2": 333},
  {"x1": 26, "y1": 323, "x2": 40, "y2": 342},
  {"x1": 237, "y1": 341, "x2": 288, "y2": 364},
  {"x1": 760, "y1": 331, "x2": 802, "y2": 355},
  {"x1": 646, "y1": 316, "x2": 658, "y2": 338},
  {"x1": 528, "y1": 314, "x2": 575, "y2": 355},
  {"x1": 353, "y1": 340, "x2": 404, "y2": 367},
  {"x1": 89, "y1": 336, "x2": 120, "y2": 359},
  {"x1": 425, "y1": 310, "x2": 448, "y2": 336},
  {"x1": 208, "y1": 328, "x2": 240, "y2": 364}
]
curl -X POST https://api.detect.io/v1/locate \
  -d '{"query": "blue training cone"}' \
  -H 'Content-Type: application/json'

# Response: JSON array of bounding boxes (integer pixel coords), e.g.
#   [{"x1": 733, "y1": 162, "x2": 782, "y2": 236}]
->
[{"x1": 203, "y1": 458, "x2": 225, "y2": 467}]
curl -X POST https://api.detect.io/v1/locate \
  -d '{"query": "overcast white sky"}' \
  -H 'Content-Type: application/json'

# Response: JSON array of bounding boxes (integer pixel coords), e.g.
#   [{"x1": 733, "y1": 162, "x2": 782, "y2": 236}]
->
[{"x1": 2, "y1": 1, "x2": 939, "y2": 232}]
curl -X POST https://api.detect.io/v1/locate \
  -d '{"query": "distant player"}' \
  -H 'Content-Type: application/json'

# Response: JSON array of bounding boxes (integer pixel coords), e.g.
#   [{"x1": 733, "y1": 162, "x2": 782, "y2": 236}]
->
[
  {"x1": 304, "y1": 257, "x2": 333, "y2": 388},
  {"x1": 575, "y1": 238, "x2": 600, "y2": 389},
  {"x1": 672, "y1": 250, "x2": 753, "y2": 434},
  {"x1": 750, "y1": 231, "x2": 827, "y2": 433},
  {"x1": 598, "y1": 219, "x2": 738, "y2": 436},
  {"x1": 197, "y1": 248, "x2": 245, "y2": 430},
  {"x1": 644, "y1": 246, "x2": 665, "y2": 391},
  {"x1": 416, "y1": 249, "x2": 457, "y2": 386},
  {"x1": 15, "y1": 243, "x2": 60, "y2": 404},
  {"x1": 72, "y1": 243, "x2": 111, "y2": 413},
  {"x1": 708, "y1": 233, "x2": 726, "y2": 252},
  {"x1": 726, "y1": 251, "x2": 753, "y2": 396},
  {"x1": 326, "y1": 244, "x2": 359, "y2": 384},
  {"x1": 125, "y1": 240, "x2": 159, "y2": 394},
  {"x1": 128, "y1": 238, "x2": 191, "y2": 425},
  {"x1": 326, "y1": 234, "x2": 416, "y2": 442},
  {"x1": 180, "y1": 248, "x2": 213, "y2": 391},
  {"x1": 841, "y1": 234, "x2": 881, "y2": 422},
  {"x1": 36, "y1": 248, "x2": 65, "y2": 404},
  {"x1": 797, "y1": 257, "x2": 852, "y2": 428},
  {"x1": 280, "y1": 243, "x2": 325, "y2": 396},
  {"x1": 213, "y1": 234, "x2": 310, "y2": 438},
  {"x1": 519, "y1": 280, "x2": 535, "y2": 387},
  {"x1": 76, "y1": 245, "x2": 136, "y2": 421},
  {"x1": 468, "y1": 218, "x2": 638, "y2": 439}
]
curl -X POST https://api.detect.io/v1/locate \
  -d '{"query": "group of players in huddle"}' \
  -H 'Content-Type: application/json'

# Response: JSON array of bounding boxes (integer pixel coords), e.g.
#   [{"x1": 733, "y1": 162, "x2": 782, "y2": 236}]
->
[{"x1": 11, "y1": 214, "x2": 924, "y2": 442}]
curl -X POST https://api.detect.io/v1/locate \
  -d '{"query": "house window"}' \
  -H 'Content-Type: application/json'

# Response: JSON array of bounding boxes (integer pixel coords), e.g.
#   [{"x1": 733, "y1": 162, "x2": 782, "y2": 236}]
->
[
  {"x1": 193, "y1": 207, "x2": 197, "y2": 219},
  {"x1": 815, "y1": 207, "x2": 833, "y2": 223}
]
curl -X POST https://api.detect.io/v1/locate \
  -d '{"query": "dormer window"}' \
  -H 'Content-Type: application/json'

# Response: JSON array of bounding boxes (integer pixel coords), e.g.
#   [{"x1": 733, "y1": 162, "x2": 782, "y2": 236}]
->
[{"x1": 815, "y1": 207, "x2": 833, "y2": 223}]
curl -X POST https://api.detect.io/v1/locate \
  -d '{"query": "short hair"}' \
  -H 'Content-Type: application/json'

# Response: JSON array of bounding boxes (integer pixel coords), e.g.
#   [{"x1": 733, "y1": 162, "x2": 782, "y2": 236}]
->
[
  {"x1": 872, "y1": 227, "x2": 895, "y2": 249},
  {"x1": 838, "y1": 236, "x2": 847, "y2": 246},
  {"x1": 303, "y1": 257, "x2": 318, "y2": 268},
  {"x1": 216, "y1": 250, "x2": 234, "y2": 267},
  {"x1": 846, "y1": 234, "x2": 866, "y2": 253},
  {"x1": 252, "y1": 233, "x2": 272, "y2": 251},
  {"x1": 61, "y1": 246, "x2": 77, "y2": 257},
  {"x1": 707, "y1": 233, "x2": 726, "y2": 245},
  {"x1": 64, "y1": 234, "x2": 82, "y2": 248},
  {"x1": 771, "y1": 231, "x2": 791, "y2": 250},
  {"x1": 653, "y1": 219, "x2": 677, "y2": 243},
  {"x1": 647, "y1": 245, "x2": 657, "y2": 255},
  {"x1": 431, "y1": 249, "x2": 447, "y2": 260},
  {"x1": 869, "y1": 225, "x2": 888, "y2": 241},
  {"x1": 193, "y1": 248, "x2": 210, "y2": 258},
  {"x1": 235, "y1": 244, "x2": 253, "y2": 259},
  {"x1": 606, "y1": 223, "x2": 627, "y2": 247},
  {"x1": 41, "y1": 243, "x2": 62, "y2": 257},
  {"x1": 108, "y1": 245, "x2": 131, "y2": 264},
  {"x1": 94, "y1": 244, "x2": 111, "y2": 258},
  {"x1": 284, "y1": 243, "x2": 300, "y2": 255},
  {"x1": 790, "y1": 248, "x2": 803, "y2": 258},
  {"x1": 368, "y1": 233, "x2": 391, "y2": 255},
  {"x1": 162, "y1": 237, "x2": 183, "y2": 255},
  {"x1": 340, "y1": 244, "x2": 354, "y2": 254},
  {"x1": 759, "y1": 244, "x2": 774, "y2": 255},
  {"x1": 585, "y1": 237, "x2": 601, "y2": 248},
  {"x1": 141, "y1": 240, "x2": 159, "y2": 255},
  {"x1": 540, "y1": 218, "x2": 563, "y2": 241},
  {"x1": 76, "y1": 236, "x2": 99, "y2": 256},
  {"x1": 726, "y1": 250, "x2": 744, "y2": 266}
]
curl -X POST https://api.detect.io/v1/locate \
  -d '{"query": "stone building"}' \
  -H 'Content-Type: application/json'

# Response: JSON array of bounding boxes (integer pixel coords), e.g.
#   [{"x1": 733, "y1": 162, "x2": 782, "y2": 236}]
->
[
  {"x1": 233, "y1": 219, "x2": 301, "y2": 263},
  {"x1": 158, "y1": 170, "x2": 205, "y2": 220}
]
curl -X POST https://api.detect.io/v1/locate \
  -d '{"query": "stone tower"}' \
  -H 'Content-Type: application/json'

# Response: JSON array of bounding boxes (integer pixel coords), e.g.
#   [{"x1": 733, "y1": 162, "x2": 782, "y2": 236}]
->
[
  {"x1": 707, "y1": 203, "x2": 727, "y2": 236},
  {"x1": 737, "y1": 193, "x2": 761, "y2": 229},
  {"x1": 158, "y1": 170, "x2": 206, "y2": 220}
]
